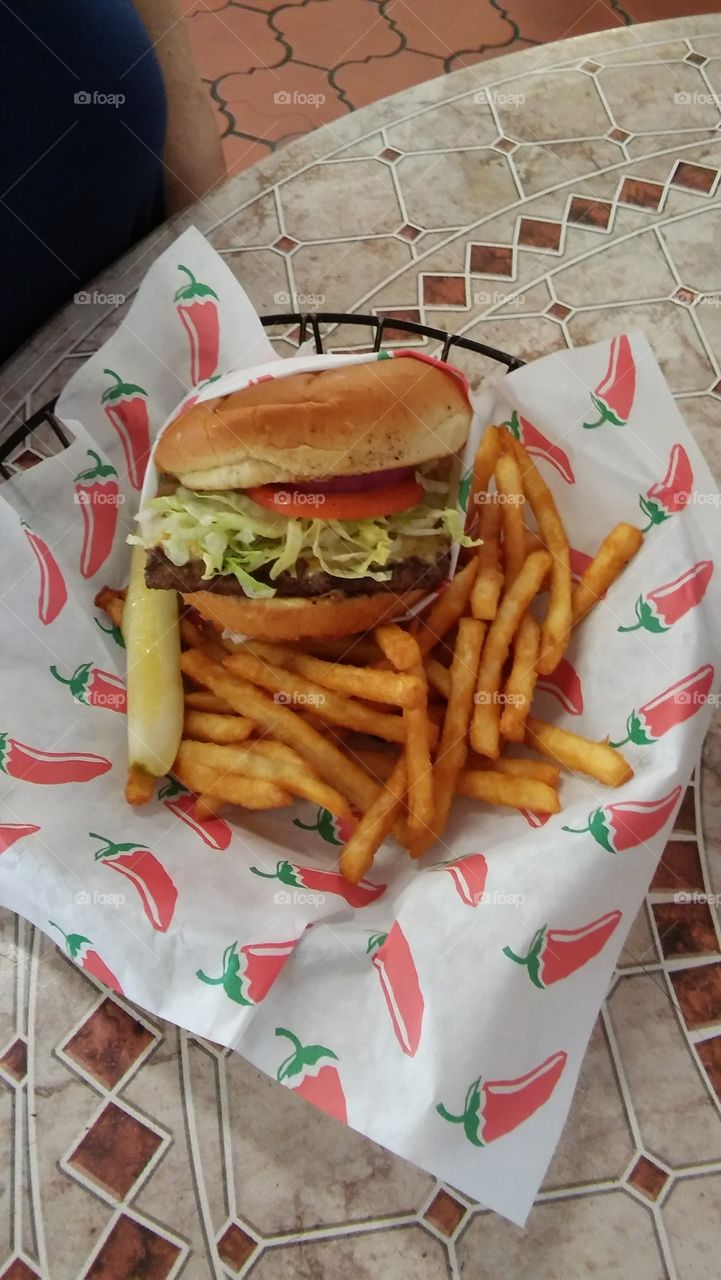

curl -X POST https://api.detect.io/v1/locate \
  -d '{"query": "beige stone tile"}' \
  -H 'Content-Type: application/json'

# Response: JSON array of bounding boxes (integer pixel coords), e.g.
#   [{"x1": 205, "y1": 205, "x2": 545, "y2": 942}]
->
[
  {"x1": 251, "y1": 1226, "x2": 449, "y2": 1278},
  {"x1": 494, "y1": 70, "x2": 610, "y2": 143},
  {"x1": 0, "y1": 909, "x2": 18, "y2": 1047},
  {"x1": 568, "y1": 301, "x2": 713, "y2": 394},
  {"x1": 618, "y1": 905, "x2": 658, "y2": 970},
  {"x1": 599, "y1": 64, "x2": 720, "y2": 134},
  {"x1": 290, "y1": 238, "x2": 413, "y2": 312},
  {"x1": 690, "y1": 36, "x2": 721, "y2": 56},
  {"x1": 607, "y1": 974, "x2": 721, "y2": 1166},
  {"x1": 554, "y1": 233, "x2": 677, "y2": 306},
  {"x1": 332, "y1": 131, "x2": 385, "y2": 159},
  {"x1": 0, "y1": 1081, "x2": 12, "y2": 1260},
  {"x1": 457, "y1": 1192, "x2": 665, "y2": 1280},
  {"x1": 695, "y1": 297, "x2": 721, "y2": 365},
  {"x1": 280, "y1": 160, "x2": 402, "y2": 241},
  {"x1": 513, "y1": 139, "x2": 624, "y2": 198},
  {"x1": 221, "y1": 249, "x2": 292, "y2": 315},
  {"x1": 461, "y1": 314, "x2": 568, "y2": 365},
  {"x1": 598, "y1": 41, "x2": 693, "y2": 65},
  {"x1": 490, "y1": 280, "x2": 553, "y2": 315},
  {"x1": 398, "y1": 150, "x2": 518, "y2": 230},
  {"x1": 225, "y1": 1051, "x2": 432, "y2": 1233},
  {"x1": 542, "y1": 1019, "x2": 634, "y2": 1189},
  {"x1": 211, "y1": 193, "x2": 281, "y2": 250},
  {"x1": 663, "y1": 1171, "x2": 721, "y2": 1280},
  {"x1": 661, "y1": 208, "x2": 721, "y2": 293},
  {"x1": 625, "y1": 130, "x2": 720, "y2": 159},
  {"x1": 386, "y1": 98, "x2": 498, "y2": 153}
]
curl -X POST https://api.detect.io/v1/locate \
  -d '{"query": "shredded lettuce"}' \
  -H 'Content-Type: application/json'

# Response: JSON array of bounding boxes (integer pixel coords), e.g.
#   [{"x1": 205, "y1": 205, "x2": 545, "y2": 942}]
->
[{"x1": 131, "y1": 471, "x2": 477, "y2": 598}]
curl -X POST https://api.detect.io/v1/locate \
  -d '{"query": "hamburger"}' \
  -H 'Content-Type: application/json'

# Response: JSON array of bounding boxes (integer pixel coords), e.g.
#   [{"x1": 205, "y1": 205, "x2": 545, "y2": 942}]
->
[{"x1": 134, "y1": 356, "x2": 475, "y2": 640}]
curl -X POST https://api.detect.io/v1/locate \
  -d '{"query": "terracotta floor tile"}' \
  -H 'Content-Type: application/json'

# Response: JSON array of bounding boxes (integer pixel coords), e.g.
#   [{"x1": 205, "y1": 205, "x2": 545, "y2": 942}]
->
[
  {"x1": 0, "y1": 1262, "x2": 39, "y2": 1280},
  {"x1": 333, "y1": 47, "x2": 445, "y2": 110},
  {"x1": 0, "y1": 1037, "x2": 27, "y2": 1082},
  {"x1": 670, "y1": 964, "x2": 721, "y2": 1031},
  {"x1": 68, "y1": 1102, "x2": 163, "y2": 1199},
  {"x1": 383, "y1": 0, "x2": 511, "y2": 60},
  {"x1": 652, "y1": 903, "x2": 719, "y2": 959},
  {"x1": 674, "y1": 785, "x2": 697, "y2": 834},
  {"x1": 423, "y1": 1188, "x2": 467, "y2": 1235},
  {"x1": 62, "y1": 998, "x2": 155, "y2": 1089},
  {"x1": 217, "y1": 1223, "x2": 257, "y2": 1270},
  {"x1": 275, "y1": 0, "x2": 400, "y2": 71},
  {"x1": 627, "y1": 1155, "x2": 669, "y2": 1201},
  {"x1": 697, "y1": 1036, "x2": 721, "y2": 1101},
  {"x1": 650, "y1": 839, "x2": 704, "y2": 892},
  {"x1": 84, "y1": 1216, "x2": 180, "y2": 1280},
  {"x1": 188, "y1": 6, "x2": 286, "y2": 80},
  {"x1": 215, "y1": 65, "x2": 346, "y2": 147}
]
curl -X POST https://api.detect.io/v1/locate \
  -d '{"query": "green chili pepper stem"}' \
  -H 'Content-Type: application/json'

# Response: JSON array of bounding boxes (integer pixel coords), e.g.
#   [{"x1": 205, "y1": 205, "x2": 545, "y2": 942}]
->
[
  {"x1": 275, "y1": 1027, "x2": 303, "y2": 1054},
  {"x1": 195, "y1": 969, "x2": 225, "y2": 985}
]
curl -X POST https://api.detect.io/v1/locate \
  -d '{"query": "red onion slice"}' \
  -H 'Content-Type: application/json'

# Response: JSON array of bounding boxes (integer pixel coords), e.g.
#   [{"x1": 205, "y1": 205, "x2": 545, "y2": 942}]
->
[{"x1": 284, "y1": 466, "x2": 415, "y2": 495}]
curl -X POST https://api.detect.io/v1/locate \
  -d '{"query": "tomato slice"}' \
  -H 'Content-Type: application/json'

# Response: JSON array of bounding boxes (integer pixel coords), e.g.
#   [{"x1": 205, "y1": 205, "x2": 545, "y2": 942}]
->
[{"x1": 246, "y1": 477, "x2": 425, "y2": 520}]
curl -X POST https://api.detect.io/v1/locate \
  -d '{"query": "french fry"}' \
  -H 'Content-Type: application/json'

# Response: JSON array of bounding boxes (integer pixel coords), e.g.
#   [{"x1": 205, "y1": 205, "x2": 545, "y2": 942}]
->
[
  {"x1": 180, "y1": 616, "x2": 227, "y2": 661},
  {"x1": 300, "y1": 635, "x2": 381, "y2": 665},
  {"x1": 374, "y1": 624, "x2": 418, "y2": 672},
  {"x1": 525, "y1": 716, "x2": 633, "y2": 787},
  {"x1": 467, "y1": 424, "x2": 502, "y2": 530},
  {"x1": 500, "y1": 613, "x2": 540, "y2": 743},
  {"x1": 494, "y1": 451, "x2": 526, "y2": 587},
  {"x1": 425, "y1": 657, "x2": 451, "y2": 700},
  {"x1": 467, "y1": 753, "x2": 560, "y2": 787},
  {"x1": 572, "y1": 522, "x2": 644, "y2": 626},
  {"x1": 415, "y1": 558, "x2": 478, "y2": 656},
  {"x1": 183, "y1": 710, "x2": 255, "y2": 744},
  {"x1": 340, "y1": 756, "x2": 408, "y2": 884},
  {"x1": 125, "y1": 764, "x2": 155, "y2": 806},
  {"x1": 184, "y1": 690, "x2": 235, "y2": 714},
  {"x1": 177, "y1": 739, "x2": 351, "y2": 818},
  {"x1": 414, "y1": 617, "x2": 486, "y2": 856},
  {"x1": 223, "y1": 650, "x2": 406, "y2": 743},
  {"x1": 244, "y1": 642, "x2": 424, "y2": 709},
  {"x1": 524, "y1": 529, "x2": 546, "y2": 556},
  {"x1": 94, "y1": 586, "x2": 126, "y2": 630},
  {"x1": 471, "y1": 495, "x2": 504, "y2": 621},
  {"x1": 180, "y1": 650, "x2": 379, "y2": 810},
  {"x1": 173, "y1": 752, "x2": 292, "y2": 810},
  {"x1": 347, "y1": 744, "x2": 400, "y2": 782},
  {"x1": 399, "y1": 643, "x2": 433, "y2": 840},
  {"x1": 457, "y1": 769, "x2": 560, "y2": 813},
  {"x1": 471, "y1": 551, "x2": 552, "y2": 758},
  {"x1": 508, "y1": 437, "x2": 571, "y2": 675}
]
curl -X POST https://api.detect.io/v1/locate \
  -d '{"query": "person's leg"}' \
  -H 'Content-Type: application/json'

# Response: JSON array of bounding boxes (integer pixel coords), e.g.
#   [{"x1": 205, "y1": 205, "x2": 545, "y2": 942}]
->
[{"x1": 0, "y1": 0, "x2": 167, "y2": 363}]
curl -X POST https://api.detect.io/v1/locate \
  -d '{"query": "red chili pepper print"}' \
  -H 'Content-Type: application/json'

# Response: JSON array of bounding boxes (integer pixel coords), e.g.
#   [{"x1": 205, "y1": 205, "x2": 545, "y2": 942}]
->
[
  {"x1": 610, "y1": 665, "x2": 715, "y2": 747},
  {"x1": 521, "y1": 810, "x2": 552, "y2": 829},
  {"x1": 437, "y1": 1049, "x2": 567, "y2": 1146},
  {"x1": 275, "y1": 1027, "x2": 348, "y2": 1123},
  {"x1": 639, "y1": 444, "x2": 693, "y2": 530},
  {"x1": 197, "y1": 937, "x2": 300, "y2": 1004},
  {"x1": 503, "y1": 409, "x2": 575, "y2": 483},
  {"x1": 250, "y1": 859, "x2": 384, "y2": 908},
  {"x1": 101, "y1": 369, "x2": 151, "y2": 490},
  {"x1": 74, "y1": 450, "x2": 121, "y2": 578},
  {"x1": 536, "y1": 658, "x2": 583, "y2": 715},
  {"x1": 49, "y1": 661, "x2": 126, "y2": 713},
  {"x1": 562, "y1": 784, "x2": 682, "y2": 852},
  {"x1": 619, "y1": 561, "x2": 713, "y2": 635},
  {"x1": 293, "y1": 806, "x2": 358, "y2": 846},
  {"x1": 159, "y1": 777, "x2": 231, "y2": 850},
  {"x1": 504, "y1": 910, "x2": 622, "y2": 988},
  {"x1": 583, "y1": 335, "x2": 636, "y2": 428},
  {"x1": 22, "y1": 524, "x2": 67, "y2": 625},
  {"x1": 0, "y1": 735, "x2": 111, "y2": 784},
  {"x1": 175, "y1": 264, "x2": 220, "y2": 385},
  {"x1": 90, "y1": 832, "x2": 177, "y2": 932},
  {"x1": 49, "y1": 921, "x2": 124, "y2": 993},
  {"x1": 368, "y1": 924, "x2": 424, "y2": 1057},
  {"x1": 0, "y1": 823, "x2": 40, "y2": 852},
  {"x1": 430, "y1": 853, "x2": 488, "y2": 907}
]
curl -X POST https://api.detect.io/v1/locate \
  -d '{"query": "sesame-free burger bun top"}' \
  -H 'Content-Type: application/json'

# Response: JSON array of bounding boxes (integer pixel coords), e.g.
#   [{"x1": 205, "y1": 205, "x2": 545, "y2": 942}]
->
[{"x1": 155, "y1": 356, "x2": 472, "y2": 490}]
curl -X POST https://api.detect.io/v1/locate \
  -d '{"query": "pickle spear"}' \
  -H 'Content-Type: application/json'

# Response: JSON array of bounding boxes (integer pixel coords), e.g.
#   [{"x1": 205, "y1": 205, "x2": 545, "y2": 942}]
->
[{"x1": 124, "y1": 545, "x2": 183, "y2": 780}]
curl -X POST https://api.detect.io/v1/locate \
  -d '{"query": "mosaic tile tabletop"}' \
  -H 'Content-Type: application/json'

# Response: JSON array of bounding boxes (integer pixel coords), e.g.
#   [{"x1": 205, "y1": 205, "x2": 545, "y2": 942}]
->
[{"x1": 2, "y1": 15, "x2": 721, "y2": 1280}]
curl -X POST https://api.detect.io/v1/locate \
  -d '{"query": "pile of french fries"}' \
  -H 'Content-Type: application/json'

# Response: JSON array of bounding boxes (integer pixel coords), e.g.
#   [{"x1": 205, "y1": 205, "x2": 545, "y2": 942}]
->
[{"x1": 97, "y1": 425, "x2": 645, "y2": 885}]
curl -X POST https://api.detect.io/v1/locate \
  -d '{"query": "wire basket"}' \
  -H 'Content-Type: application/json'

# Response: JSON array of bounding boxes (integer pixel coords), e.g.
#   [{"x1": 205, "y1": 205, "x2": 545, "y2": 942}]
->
[{"x1": 0, "y1": 311, "x2": 523, "y2": 477}]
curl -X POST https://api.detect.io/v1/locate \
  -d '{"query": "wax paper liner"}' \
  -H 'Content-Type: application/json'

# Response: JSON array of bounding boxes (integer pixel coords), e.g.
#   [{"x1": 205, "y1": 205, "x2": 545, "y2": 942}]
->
[{"x1": 0, "y1": 227, "x2": 720, "y2": 1226}]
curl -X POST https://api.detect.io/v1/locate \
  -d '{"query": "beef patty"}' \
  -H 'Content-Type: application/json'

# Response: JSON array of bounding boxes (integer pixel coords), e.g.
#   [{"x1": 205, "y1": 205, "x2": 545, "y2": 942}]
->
[{"x1": 145, "y1": 546, "x2": 450, "y2": 598}]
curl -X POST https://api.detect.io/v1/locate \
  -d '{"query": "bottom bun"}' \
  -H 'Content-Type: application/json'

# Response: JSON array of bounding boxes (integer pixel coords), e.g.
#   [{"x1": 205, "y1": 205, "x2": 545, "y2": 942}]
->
[{"x1": 186, "y1": 587, "x2": 428, "y2": 641}]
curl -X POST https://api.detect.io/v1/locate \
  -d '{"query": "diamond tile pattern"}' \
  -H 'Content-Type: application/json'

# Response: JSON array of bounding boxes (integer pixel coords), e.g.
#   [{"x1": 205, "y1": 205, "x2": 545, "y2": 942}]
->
[
  {"x1": 67, "y1": 1102, "x2": 163, "y2": 1199},
  {"x1": 62, "y1": 999, "x2": 154, "y2": 1089},
  {"x1": 4, "y1": 12, "x2": 721, "y2": 1279}
]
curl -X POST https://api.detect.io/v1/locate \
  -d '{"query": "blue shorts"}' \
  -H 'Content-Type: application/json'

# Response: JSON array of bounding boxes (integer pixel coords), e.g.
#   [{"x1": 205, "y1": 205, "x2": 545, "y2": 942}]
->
[{"x1": 0, "y1": 0, "x2": 167, "y2": 364}]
